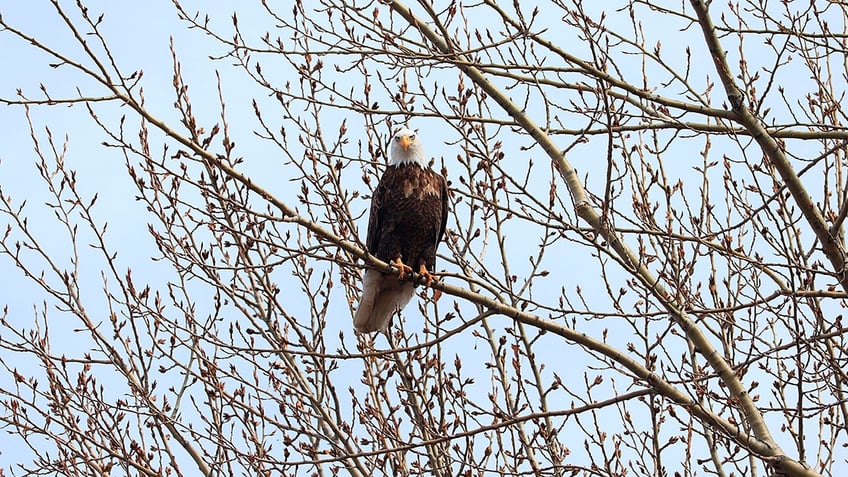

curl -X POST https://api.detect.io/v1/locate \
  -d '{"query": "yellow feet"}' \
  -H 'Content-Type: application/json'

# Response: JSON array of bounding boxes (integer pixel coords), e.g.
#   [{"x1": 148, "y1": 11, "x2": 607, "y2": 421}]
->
[
  {"x1": 390, "y1": 257, "x2": 413, "y2": 280},
  {"x1": 417, "y1": 264, "x2": 443, "y2": 301},
  {"x1": 391, "y1": 259, "x2": 441, "y2": 300},
  {"x1": 417, "y1": 263, "x2": 438, "y2": 287}
]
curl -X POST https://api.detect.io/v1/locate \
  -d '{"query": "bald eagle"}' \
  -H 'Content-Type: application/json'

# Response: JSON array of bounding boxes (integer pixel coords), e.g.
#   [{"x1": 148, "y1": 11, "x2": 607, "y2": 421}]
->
[{"x1": 353, "y1": 128, "x2": 449, "y2": 333}]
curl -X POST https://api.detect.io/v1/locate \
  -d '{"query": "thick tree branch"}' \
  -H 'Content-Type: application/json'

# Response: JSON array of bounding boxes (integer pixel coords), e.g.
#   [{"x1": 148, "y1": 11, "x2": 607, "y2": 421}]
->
[
  {"x1": 388, "y1": 2, "x2": 821, "y2": 476},
  {"x1": 690, "y1": 0, "x2": 848, "y2": 294}
]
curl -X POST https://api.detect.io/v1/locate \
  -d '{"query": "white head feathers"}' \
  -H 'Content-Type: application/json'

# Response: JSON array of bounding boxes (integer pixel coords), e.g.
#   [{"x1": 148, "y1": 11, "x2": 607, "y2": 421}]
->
[{"x1": 389, "y1": 128, "x2": 428, "y2": 167}]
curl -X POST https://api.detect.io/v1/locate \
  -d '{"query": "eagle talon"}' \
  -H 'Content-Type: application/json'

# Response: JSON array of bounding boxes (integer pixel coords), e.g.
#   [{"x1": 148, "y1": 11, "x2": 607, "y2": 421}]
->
[
  {"x1": 390, "y1": 257, "x2": 413, "y2": 280},
  {"x1": 417, "y1": 263, "x2": 438, "y2": 288},
  {"x1": 416, "y1": 264, "x2": 442, "y2": 301}
]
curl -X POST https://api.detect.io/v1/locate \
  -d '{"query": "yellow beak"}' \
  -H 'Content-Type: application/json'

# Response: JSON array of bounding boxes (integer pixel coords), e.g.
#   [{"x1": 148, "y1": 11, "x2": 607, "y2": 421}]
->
[{"x1": 399, "y1": 134, "x2": 413, "y2": 150}]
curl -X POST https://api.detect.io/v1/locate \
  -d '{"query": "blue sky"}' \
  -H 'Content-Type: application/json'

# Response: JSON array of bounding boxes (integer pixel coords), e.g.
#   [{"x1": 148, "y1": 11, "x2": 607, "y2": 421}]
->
[
  {"x1": 0, "y1": 1, "x2": 631, "y2": 468},
  {"x1": 1, "y1": 1, "x2": 845, "y2": 475}
]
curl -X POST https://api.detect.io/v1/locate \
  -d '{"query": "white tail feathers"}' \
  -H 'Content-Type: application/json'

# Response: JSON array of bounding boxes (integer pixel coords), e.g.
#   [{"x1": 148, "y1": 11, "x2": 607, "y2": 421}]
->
[{"x1": 353, "y1": 269, "x2": 415, "y2": 333}]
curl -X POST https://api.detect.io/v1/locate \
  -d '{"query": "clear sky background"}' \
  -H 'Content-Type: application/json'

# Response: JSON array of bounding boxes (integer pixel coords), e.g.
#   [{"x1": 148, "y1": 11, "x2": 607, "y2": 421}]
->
[{"x1": 1, "y1": 1, "x2": 846, "y2": 475}]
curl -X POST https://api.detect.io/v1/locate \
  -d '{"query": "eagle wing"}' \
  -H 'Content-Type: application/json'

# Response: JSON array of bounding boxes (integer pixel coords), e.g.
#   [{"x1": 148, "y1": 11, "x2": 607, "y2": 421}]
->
[
  {"x1": 437, "y1": 173, "x2": 448, "y2": 249},
  {"x1": 365, "y1": 178, "x2": 386, "y2": 255}
]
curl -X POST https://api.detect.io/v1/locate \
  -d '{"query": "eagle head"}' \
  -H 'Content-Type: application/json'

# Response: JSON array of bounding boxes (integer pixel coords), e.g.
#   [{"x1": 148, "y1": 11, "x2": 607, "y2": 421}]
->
[{"x1": 389, "y1": 128, "x2": 427, "y2": 167}]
